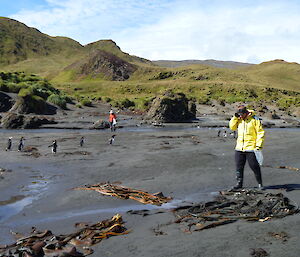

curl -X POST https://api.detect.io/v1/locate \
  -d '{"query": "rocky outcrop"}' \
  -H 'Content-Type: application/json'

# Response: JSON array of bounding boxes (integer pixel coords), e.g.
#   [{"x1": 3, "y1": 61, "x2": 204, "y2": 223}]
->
[
  {"x1": 1, "y1": 112, "x2": 56, "y2": 129},
  {"x1": 90, "y1": 119, "x2": 110, "y2": 129},
  {"x1": 75, "y1": 50, "x2": 137, "y2": 81},
  {"x1": 144, "y1": 91, "x2": 196, "y2": 122},
  {"x1": 0, "y1": 92, "x2": 14, "y2": 112},
  {"x1": 9, "y1": 95, "x2": 57, "y2": 115}
]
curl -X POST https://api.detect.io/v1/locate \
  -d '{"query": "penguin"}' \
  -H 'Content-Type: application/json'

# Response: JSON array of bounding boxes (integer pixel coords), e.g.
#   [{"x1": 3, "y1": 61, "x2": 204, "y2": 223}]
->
[
  {"x1": 6, "y1": 137, "x2": 12, "y2": 151},
  {"x1": 223, "y1": 130, "x2": 227, "y2": 138},
  {"x1": 80, "y1": 136, "x2": 85, "y2": 147},
  {"x1": 49, "y1": 140, "x2": 57, "y2": 153},
  {"x1": 109, "y1": 135, "x2": 116, "y2": 145},
  {"x1": 217, "y1": 130, "x2": 221, "y2": 137},
  {"x1": 18, "y1": 137, "x2": 25, "y2": 152}
]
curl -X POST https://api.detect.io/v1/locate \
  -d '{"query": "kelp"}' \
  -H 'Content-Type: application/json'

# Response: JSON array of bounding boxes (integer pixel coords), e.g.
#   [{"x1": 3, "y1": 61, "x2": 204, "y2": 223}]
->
[
  {"x1": 0, "y1": 214, "x2": 129, "y2": 257},
  {"x1": 173, "y1": 189, "x2": 299, "y2": 232},
  {"x1": 74, "y1": 183, "x2": 172, "y2": 206}
]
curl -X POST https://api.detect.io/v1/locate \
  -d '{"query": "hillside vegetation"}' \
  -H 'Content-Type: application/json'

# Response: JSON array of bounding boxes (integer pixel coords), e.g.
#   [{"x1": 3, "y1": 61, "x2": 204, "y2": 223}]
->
[
  {"x1": 0, "y1": 17, "x2": 300, "y2": 112},
  {"x1": 0, "y1": 71, "x2": 71, "y2": 109}
]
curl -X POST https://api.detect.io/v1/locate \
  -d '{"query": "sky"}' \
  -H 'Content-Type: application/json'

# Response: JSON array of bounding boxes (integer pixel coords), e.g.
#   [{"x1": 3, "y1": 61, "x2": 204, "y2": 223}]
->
[{"x1": 1, "y1": 0, "x2": 300, "y2": 63}]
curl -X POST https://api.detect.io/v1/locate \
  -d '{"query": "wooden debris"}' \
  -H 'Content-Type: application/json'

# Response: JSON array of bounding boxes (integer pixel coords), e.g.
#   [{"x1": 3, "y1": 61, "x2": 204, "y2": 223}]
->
[
  {"x1": 74, "y1": 183, "x2": 172, "y2": 206},
  {"x1": 0, "y1": 214, "x2": 129, "y2": 257}
]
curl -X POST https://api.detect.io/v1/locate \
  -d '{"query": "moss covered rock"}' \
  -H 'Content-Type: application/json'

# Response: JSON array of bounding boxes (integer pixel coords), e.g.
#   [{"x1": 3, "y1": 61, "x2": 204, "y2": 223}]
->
[
  {"x1": 1, "y1": 112, "x2": 56, "y2": 129},
  {"x1": 9, "y1": 95, "x2": 57, "y2": 115},
  {"x1": 145, "y1": 91, "x2": 196, "y2": 122}
]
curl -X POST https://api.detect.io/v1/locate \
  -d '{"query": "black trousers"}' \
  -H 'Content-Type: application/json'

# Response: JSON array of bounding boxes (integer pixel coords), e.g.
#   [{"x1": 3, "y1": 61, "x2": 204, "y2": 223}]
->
[{"x1": 235, "y1": 151, "x2": 262, "y2": 185}]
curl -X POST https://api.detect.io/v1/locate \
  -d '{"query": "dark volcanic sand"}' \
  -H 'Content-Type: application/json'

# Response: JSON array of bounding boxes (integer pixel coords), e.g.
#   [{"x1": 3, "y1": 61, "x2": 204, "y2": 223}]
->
[{"x1": 0, "y1": 105, "x2": 300, "y2": 257}]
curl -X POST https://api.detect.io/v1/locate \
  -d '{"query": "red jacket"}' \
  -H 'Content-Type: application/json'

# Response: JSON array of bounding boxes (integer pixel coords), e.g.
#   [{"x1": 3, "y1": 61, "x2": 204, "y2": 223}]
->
[{"x1": 109, "y1": 113, "x2": 116, "y2": 122}]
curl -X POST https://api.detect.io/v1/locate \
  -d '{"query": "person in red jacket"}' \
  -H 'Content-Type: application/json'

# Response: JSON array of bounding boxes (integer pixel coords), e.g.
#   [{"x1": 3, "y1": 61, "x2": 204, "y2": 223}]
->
[{"x1": 109, "y1": 110, "x2": 117, "y2": 132}]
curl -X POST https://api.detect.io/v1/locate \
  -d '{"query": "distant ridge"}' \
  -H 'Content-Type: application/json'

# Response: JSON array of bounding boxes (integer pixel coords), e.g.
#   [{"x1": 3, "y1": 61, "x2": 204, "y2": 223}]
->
[
  {"x1": 0, "y1": 17, "x2": 151, "y2": 79},
  {"x1": 152, "y1": 59, "x2": 254, "y2": 69}
]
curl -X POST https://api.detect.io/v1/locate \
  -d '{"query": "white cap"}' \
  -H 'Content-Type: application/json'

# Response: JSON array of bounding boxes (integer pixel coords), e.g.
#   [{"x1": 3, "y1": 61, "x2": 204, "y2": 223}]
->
[{"x1": 110, "y1": 110, "x2": 114, "y2": 114}]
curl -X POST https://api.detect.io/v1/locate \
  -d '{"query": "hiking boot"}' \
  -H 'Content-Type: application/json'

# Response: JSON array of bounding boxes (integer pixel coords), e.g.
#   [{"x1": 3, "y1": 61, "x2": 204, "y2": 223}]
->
[
  {"x1": 230, "y1": 170, "x2": 243, "y2": 191},
  {"x1": 230, "y1": 184, "x2": 243, "y2": 191},
  {"x1": 258, "y1": 184, "x2": 264, "y2": 190}
]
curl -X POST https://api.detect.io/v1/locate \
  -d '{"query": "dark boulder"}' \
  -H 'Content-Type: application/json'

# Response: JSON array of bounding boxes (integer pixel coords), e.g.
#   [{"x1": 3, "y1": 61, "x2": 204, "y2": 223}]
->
[
  {"x1": 0, "y1": 92, "x2": 14, "y2": 112},
  {"x1": 9, "y1": 95, "x2": 57, "y2": 115},
  {"x1": 144, "y1": 91, "x2": 196, "y2": 122},
  {"x1": 1, "y1": 112, "x2": 56, "y2": 129}
]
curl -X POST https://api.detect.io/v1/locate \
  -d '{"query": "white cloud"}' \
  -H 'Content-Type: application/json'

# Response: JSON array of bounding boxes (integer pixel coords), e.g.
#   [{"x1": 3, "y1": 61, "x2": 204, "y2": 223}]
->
[
  {"x1": 10, "y1": 0, "x2": 300, "y2": 63},
  {"x1": 114, "y1": 1, "x2": 300, "y2": 63}
]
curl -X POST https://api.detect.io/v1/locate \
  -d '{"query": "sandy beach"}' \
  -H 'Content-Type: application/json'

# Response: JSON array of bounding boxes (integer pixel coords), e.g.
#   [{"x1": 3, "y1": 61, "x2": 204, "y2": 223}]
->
[{"x1": 0, "y1": 105, "x2": 300, "y2": 257}]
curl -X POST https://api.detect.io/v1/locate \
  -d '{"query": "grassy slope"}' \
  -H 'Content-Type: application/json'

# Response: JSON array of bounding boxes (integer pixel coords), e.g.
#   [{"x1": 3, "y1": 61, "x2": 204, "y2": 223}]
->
[
  {"x1": 54, "y1": 62, "x2": 300, "y2": 111},
  {"x1": 1, "y1": 18, "x2": 299, "y2": 110}
]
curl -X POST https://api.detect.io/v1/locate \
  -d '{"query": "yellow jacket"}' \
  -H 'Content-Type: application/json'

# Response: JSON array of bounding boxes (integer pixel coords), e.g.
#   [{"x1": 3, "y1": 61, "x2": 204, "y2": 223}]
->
[{"x1": 229, "y1": 110, "x2": 265, "y2": 151}]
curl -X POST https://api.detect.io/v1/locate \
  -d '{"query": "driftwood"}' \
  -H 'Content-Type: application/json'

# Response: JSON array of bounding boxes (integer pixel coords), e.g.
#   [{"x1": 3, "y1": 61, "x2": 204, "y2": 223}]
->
[
  {"x1": 0, "y1": 214, "x2": 129, "y2": 257},
  {"x1": 74, "y1": 183, "x2": 172, "y2": 206},
  {"x1": 173, "y1": 189, "x2": 299, "y2": 232}
]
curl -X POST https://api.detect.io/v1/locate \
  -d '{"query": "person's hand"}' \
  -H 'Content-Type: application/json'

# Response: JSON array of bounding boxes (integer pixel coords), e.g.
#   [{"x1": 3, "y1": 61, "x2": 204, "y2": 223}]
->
[{"x1": 255, "y1": 146, "x2": 262, "y2": 151}]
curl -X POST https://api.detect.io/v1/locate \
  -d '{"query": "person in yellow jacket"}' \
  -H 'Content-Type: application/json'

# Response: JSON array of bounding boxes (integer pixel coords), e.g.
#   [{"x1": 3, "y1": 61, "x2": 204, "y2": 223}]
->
[{"x1": 229, "y1": 105, "x2": 265, "y2": 190}]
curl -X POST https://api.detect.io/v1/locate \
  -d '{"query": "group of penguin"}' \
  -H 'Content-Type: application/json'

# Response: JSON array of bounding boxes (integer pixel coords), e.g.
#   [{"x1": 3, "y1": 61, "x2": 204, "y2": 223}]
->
[
  {"x1": 5, "y1": 134, "x2": 116, "y2": 154},
  {"x1": 217, "y1": 129, "x2": 236, "y2": 138}
]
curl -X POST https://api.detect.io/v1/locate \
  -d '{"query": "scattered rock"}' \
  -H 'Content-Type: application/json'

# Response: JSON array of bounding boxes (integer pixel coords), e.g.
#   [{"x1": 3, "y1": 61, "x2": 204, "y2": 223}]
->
[
  {"x1": 250, "y1": 248, "x2": 269, "y2": 257},
  {"x1": 268, "y1": 231, "x2": 289, "y2": 242},
  {"x1": 267, "y1": 111, "x2": 280, "y2": 119},
  {"x1": 1, "y1": 112, "x2": 56, "y2": 129},
  {"x1": 90, "y1": 119, "x2": 110, "y2": 129},
  {"x1": 262, "y1": 121, "x2": 275, "y2": 128},
  {"x1": 145, "y1": 91, "x2": 196, "y2": 122},
  {"x1": 23, "y1": 146, "x2": 41, "y2": 158}
]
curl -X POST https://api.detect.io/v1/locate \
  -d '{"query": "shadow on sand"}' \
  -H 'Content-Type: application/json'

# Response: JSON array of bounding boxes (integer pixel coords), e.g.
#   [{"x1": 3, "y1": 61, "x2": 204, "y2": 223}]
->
[{"x1": 264, "y1": 184, "x2": 300, "y2": 192}]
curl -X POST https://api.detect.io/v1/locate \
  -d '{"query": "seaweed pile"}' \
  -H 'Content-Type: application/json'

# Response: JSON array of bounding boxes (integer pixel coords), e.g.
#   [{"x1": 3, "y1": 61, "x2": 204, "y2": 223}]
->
[
  {"x1": 75, "y1": 183, "x2": 172, "y2": 206},
  {"x1": 173, "y1": 189, "x2": 299, "y2": 232},
  {"x1": 0, "y1": 214, "x2": 129, "y2": 257}
]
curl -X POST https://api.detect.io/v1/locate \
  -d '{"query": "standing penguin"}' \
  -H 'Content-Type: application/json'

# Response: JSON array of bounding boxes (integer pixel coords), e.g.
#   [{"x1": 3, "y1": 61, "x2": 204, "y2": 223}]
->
[
  {"x1": 6, "y1": 137, "x2": 12, "y2": 151},
  {"x1": 109, "y1": 135, "x2": 116, "y2": 145},
  {"x1": 18, "y1": 137, "x2": 25, "y2": 152},
  {"x1": 49, "y1": 140, "x2": 57, "y2": 153},
  {"x1": 80, "y1": 136, "x2": 85, "y2": 147}
]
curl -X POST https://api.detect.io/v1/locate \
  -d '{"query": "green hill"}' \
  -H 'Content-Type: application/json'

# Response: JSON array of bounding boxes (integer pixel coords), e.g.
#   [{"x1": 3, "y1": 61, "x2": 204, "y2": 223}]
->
[{"x1": 0, "y1": 17, "x2": 299, "y2": 112}]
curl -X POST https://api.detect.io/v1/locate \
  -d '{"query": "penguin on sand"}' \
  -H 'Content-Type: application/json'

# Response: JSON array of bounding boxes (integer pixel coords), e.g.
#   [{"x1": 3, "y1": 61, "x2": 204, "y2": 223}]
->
[
  {"x1": 6, "y1": 137, "x2": 12, "y2": 151},
  {"x1": 18, "y1": 137, "x2": 25, "y2": 152},
  {"x1": 80, "y1": 136, "x2": 85, "y2": 147},
  {"x1": 109, "y1": 135, "x2": 116, "y2": 145},
  {"x1": 49, "y1": 140, "x2": 57, "y2": 153}
]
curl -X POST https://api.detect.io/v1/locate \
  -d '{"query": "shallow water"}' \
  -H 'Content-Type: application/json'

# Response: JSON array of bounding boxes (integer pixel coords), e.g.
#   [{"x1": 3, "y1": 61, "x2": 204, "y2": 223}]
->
[
  {"x1": 0, "y1": 177, "x2": 49, "y2": 222},
  {"x1": 1, "y1": 126, "x2": 299, "y2": 135}
]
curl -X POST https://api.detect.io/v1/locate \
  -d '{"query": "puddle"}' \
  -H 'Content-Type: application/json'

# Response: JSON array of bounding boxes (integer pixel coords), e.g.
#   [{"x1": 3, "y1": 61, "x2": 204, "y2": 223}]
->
[
  {"x1": 0, "y1": 179, "x2": 49, "y2": 222},
  {"x1": 0, "y1": 196, "x2": 35, "y2": 222},
  {"x1": 0, "y1": 195, "x2": 26, "y2": 206}
]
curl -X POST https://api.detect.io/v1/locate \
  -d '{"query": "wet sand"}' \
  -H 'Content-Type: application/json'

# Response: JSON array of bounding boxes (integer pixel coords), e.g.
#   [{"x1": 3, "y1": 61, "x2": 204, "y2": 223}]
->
[{"x1": 0, "y1": 110, "x2": 300, "y2": 256}]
